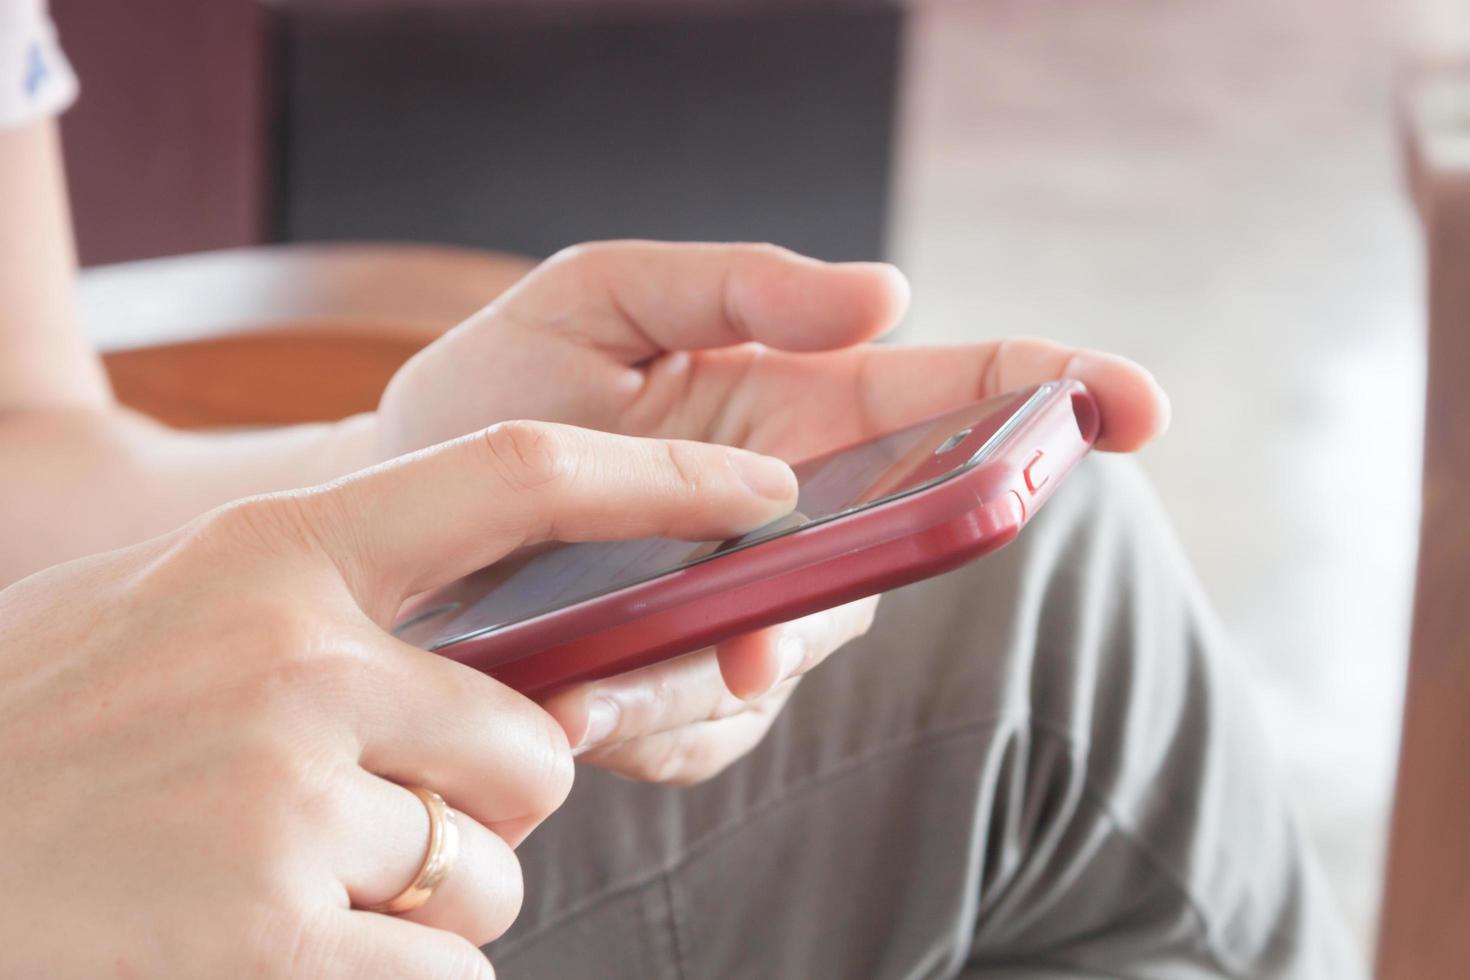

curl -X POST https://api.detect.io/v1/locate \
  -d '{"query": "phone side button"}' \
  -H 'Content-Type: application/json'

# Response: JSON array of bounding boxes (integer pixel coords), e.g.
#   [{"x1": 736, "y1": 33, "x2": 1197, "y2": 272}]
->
[
  {"x1": 1023, "y1": 450, "x2": 1049, "y2": 494},
  {"x1": 1009, "y1": 489, "x2": 1027, "y2": 523}
]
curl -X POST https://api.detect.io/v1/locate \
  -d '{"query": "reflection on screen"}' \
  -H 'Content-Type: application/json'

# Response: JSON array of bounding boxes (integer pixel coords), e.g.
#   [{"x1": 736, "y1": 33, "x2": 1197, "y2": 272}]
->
[{"x1": 395, "y1": 389, "x2": 1034, "y2": 650}]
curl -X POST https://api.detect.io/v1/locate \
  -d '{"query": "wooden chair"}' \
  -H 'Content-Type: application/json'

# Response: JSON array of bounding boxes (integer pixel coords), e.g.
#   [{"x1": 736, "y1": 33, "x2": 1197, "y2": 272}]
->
[
  {"x1": 1376, "y1": 67, "x2": 1470, "y2": 978},
  {"x1": 83, "y1": 242, "x2": 533, "y2": 427}
]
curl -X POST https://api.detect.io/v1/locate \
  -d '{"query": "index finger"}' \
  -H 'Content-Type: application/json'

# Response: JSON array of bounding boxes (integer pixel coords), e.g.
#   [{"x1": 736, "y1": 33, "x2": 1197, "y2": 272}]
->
[
  {"x1": 840, "y1": 340, "x2": 1171, "y2": 453},
  {"x1": 299, "y1": 421, "x2": 799, "y2": 610},
  {"x1": 694, "y1": 339, "x2": 1168, "y2": 458},
  {"x1": 491, "y1": 240, "x2": 911, "y2": 362}
]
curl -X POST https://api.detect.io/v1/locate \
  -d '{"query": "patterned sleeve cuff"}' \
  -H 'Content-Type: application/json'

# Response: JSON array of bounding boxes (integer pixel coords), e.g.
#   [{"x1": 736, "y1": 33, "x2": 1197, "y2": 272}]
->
[{"x1": 0, "y1": 1, "x2": 77, "y2": 132}]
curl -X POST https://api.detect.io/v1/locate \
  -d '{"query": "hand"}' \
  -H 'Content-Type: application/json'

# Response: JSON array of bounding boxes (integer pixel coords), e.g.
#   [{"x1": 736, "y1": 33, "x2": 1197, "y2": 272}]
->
[
  {"x1": 379, "y1": 241, "x2": 1171, "y2": 784},
  {"x1": 543, "y1": 597, "x2": 880, "y2": 785},
  {"x1": 0, "y1": 421, "x2": 798, "y2": 977}
]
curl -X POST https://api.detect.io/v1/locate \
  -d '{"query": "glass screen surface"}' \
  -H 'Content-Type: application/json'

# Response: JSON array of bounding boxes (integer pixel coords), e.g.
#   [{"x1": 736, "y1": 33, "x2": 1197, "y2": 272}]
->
[{"x1": 395, "y1": 387, "x2": 1043, "y2": 650}]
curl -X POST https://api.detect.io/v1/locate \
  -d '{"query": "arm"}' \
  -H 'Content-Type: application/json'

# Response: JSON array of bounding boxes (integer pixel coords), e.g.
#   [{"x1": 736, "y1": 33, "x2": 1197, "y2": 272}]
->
[
  {"x1": 0, "y1": 119, "x2": 382, "y2": 583},
  {"x1": 0, "y1": 119, "x2": 101, "y2": 408}
]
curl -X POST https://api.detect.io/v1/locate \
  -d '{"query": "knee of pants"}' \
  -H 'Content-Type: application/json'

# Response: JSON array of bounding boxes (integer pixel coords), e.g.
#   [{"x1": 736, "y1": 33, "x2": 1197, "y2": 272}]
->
[
  {"x1": 853, "y1": 459, "x2": 1333, "y2": 976},
  {"x1": 831, "y1": 453, "x2": 1222, "y2": 744}
]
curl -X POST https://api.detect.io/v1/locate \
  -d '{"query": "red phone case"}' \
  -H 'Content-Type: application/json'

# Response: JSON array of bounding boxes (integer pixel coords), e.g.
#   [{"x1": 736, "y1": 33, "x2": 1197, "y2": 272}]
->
[{"x1": 431, "y1": 382, "x2": 1099, "y2": 697}]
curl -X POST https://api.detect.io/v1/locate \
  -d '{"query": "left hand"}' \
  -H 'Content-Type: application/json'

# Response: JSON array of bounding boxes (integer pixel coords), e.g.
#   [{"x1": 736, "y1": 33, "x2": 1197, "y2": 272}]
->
[{"x1": 378, "y1": 241, "x2": 1171, "y2": 784}]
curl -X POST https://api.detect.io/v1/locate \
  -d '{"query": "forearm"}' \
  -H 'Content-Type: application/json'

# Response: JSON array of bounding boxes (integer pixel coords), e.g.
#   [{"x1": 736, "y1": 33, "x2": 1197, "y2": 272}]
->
[
  {"x1": 0, "y1": 121, "x2": 108, "y2": 412},
  {"x1": 0, "y1": 407, "x2": 379, "y2": 585},
  {"x1": 0, "y1": 116, "x2": 391, "y2": 584}
]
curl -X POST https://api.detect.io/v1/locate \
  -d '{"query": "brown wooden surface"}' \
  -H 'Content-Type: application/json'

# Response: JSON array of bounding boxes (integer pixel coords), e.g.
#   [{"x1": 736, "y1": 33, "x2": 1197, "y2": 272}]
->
[
  {"x1": 1377, "y1": 70, "x2": 1470, "y2": 979},
  {"x1": 101, "y1": 333, "x2": 429, "y2": 429},
  {"x1": 82, "y1": 243, "x2": 534, "y2": 428}
]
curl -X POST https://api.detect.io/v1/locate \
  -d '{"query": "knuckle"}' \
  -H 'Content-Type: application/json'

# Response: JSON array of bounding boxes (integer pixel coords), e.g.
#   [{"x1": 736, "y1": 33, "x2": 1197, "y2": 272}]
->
[
  {"x1": 545, "y1": 240, "x2": 615, "y2": 270},
  {"x1": 244, "y1": 615, "x2": 373, "y2": 711},
  {"x1": 210, "y1": 664, "x2": 359, "y2": 843},
  {"x1": 545, "y1": 242, "x2": 585, "y2": 268},
  {"x1": 479, "y1": 688, "x2": 574, "y2": 821},
  {"x1": 201, "y1": 598, "x2": 336, "y2": 706},
  {"x1": 193, "y1": 489, "x2": 376, "y2": 599},
  {"x1": 440, "y1": 673, "x2": 573, "y2": 820},
  {"x1": 740, "y1": 241, "x2": 791, "y2": 263},
  {"x1": 286, "y1": 757, "x2": 356, "y2": 842},
  {"x1": 631, "y1": 738, "x2": 696, "y2": 786},
  {"x1": 520, "y1": 712, "x2": 575, "y2": 816},
  {"x1": 262, "y1": 642, "x2": 365, "y2": 700},
  {"x1": 252, "y1": 603, "x2": 324, "y2": 661},
  {"x1": 658, "y1": 440, "x2": 708, "y2": 499},
  {"x1": 665, "y1": 738, "x2": 737, "y2": 787},
  {"x1": 236, "y1": 739, "x2": 344, "y2": 837},
  {"x1": 540, "y1": 243, "x2": 605, "y2": 298},
  {"x1": 478, "y1": 421, "x2": 578, "y2": 495},
  {"x1": 983, "y1": 337, "x2": 1021, "y2": 393},
  {"x1": 199, "y1": 494, "x2": 323, "y2": 558},
  {"x1": 651, "y1": 747, "x2": 693, "y2": 786},
  {"x1": 640, "y1": 671, "x2": 685, "y2": 727}
]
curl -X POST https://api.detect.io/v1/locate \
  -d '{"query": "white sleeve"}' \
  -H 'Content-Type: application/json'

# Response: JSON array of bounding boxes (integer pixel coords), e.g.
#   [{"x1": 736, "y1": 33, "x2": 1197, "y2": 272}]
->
[{"x1": 0, "y1": 0, "x2": 76, "y2": 132}]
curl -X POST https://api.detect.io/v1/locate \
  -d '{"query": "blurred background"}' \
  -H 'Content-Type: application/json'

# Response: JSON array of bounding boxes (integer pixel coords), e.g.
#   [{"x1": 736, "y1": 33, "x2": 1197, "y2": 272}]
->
[{"x1": 57, "y1": 0, "x2": 1444, "y2": 955}]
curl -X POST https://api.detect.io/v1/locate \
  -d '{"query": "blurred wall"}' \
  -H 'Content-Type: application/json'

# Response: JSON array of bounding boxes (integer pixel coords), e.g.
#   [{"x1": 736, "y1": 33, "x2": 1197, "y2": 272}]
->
[
  {"x1": 53, "y1": 0, "x2": 269, "y2": 266},
  {"x1": 276, "y1": 2, "x2": 901, "y2": 262},
  {"x1": 51, "y1": 0, "x2": 902, "y2": 267}
]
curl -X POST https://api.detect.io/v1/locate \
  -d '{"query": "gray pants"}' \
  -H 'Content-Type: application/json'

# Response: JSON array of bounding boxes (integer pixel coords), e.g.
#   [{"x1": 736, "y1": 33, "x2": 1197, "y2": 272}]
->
[{"x1": 485, "y1": 458, "x2": 1362, "y2": 978}]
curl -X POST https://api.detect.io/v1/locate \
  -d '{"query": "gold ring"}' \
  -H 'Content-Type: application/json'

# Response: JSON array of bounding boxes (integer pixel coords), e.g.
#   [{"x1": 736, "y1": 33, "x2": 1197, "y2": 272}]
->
[{"x1": 365, "y1": 786, "x2": 460, "y2": 915}]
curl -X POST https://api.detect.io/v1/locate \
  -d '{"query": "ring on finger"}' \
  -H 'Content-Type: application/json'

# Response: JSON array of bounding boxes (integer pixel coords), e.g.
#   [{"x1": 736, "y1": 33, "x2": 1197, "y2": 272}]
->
[{"x1": 363, "y1": 786, "x2": 461, "y2": 916}]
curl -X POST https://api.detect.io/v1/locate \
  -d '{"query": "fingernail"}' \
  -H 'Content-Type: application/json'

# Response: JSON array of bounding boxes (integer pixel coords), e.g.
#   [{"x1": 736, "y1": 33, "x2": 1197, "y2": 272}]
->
[
  {"x1": 775, "y1": 634, "x2": 807, "y2": 686},
  {"x1": 729, "y1": 451, "x2": 797, "y2": 501},
  {"x1": 575, "y1": 698, "x2": 620, "y2": 754}
]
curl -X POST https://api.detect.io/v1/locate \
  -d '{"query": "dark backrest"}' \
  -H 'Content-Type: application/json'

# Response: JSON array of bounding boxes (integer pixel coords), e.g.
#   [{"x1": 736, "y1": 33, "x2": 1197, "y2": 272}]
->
[
  {"x1": 276, "y1": 1, "x2": 902, "y2": 261},
  {"x1": 53, "y1": 0, "x2": 902, "y2": 266}
]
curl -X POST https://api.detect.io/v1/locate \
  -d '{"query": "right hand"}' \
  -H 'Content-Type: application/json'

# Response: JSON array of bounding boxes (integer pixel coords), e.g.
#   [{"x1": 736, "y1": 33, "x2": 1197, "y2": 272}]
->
[{"x1": 0, "y1": 421, "x2": 798, "y2": 979}]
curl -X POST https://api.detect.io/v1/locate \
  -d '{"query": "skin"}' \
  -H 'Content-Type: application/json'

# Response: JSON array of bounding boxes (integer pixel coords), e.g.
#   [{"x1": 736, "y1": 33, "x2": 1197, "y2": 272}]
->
[
  {"x1": 0, "y1": 421, "x2": 803, "y2": 977},
  {"x1": 379, "y1": 241, "x2": 1171, "y2": 781},
  {"x1": 0, "y1": 111, "x2": 1170, "y2": 968}
]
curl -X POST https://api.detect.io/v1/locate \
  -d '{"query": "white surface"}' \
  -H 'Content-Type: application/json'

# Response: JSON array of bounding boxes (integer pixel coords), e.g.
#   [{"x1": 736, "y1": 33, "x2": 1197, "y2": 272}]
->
[{"x1": 892, "y1": 0, "x2": 1423, "y2": 947}]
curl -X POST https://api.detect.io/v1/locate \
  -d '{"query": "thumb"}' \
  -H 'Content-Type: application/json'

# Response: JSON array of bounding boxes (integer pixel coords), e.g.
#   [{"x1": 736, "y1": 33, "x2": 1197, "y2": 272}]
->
[{"x1": 294, "y1": 421, "x2": 797, "y2": 615}]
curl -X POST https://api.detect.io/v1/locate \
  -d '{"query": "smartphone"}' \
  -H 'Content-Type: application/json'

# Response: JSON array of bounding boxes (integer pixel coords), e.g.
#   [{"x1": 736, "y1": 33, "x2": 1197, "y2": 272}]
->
[{"x1": 394, "y1": 380, "x2": 1100, "y2": 697}]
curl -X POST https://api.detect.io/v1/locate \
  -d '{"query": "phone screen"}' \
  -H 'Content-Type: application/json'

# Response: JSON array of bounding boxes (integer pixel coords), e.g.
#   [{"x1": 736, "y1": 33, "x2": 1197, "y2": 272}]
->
[{"x1": 395, "y1": 386, "x2": 1044, "y2": 650}]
